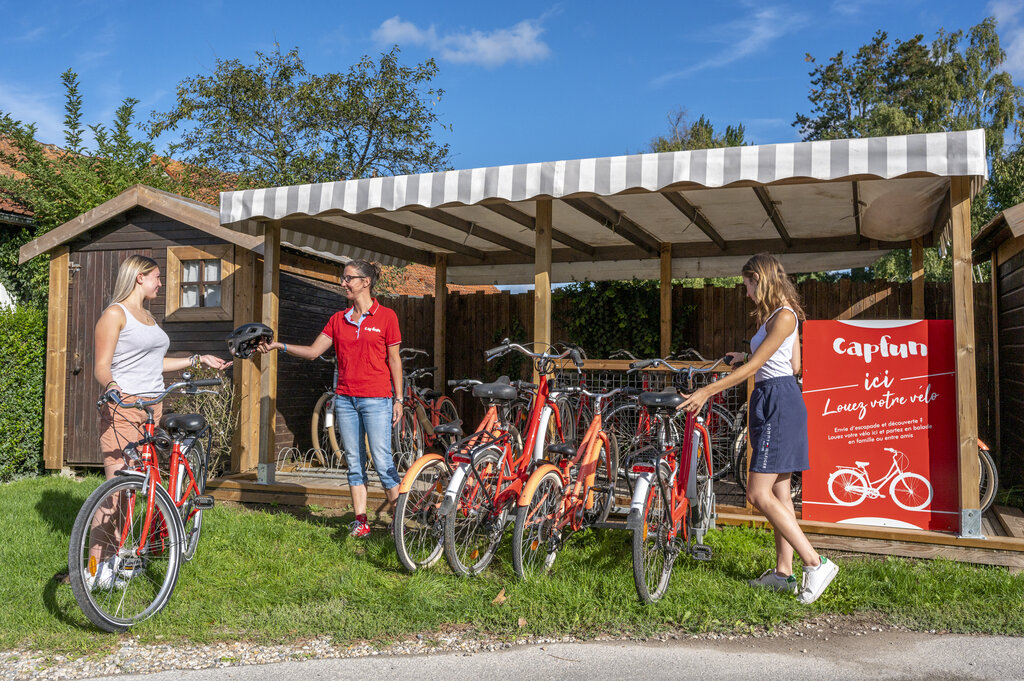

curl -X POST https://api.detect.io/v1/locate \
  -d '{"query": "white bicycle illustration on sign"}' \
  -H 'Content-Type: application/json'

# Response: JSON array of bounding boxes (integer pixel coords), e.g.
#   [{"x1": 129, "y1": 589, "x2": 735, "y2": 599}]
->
[{"x1": 827, "y1": 447, "x2": 934, "y2": 511}]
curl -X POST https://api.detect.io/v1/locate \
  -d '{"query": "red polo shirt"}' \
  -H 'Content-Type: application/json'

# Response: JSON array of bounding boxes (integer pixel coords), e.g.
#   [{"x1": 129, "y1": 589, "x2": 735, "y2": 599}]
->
[{"x1": 320, "y1": 299, "x2": 401, "y2": 397}]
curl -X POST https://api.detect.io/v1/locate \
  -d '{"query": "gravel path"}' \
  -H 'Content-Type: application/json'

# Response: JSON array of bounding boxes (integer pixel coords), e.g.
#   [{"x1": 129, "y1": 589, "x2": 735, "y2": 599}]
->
[{"x1": 0, "y1": 614, "x2": 972, "y2": 681}]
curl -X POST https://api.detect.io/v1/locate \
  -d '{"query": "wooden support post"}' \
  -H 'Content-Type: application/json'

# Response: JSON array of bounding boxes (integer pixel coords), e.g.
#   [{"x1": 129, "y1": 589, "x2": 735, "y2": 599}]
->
[
  {"x1": 911, "y1": 237, "x2": 925, "y2": 318},
  {"x1": 434, "y1": 253, "x2": 447, "y2": 393},
  {"x1": 231, "y1": 247, "x2": 259, "y2": 473},
  {"x1": 43, "y1": 246, "x2": 70, "y2": 470},
  {"x1": 660, "y1": 243, "x2": 672, "y2": 357},
  {"x1": 258, "y1": 221, "x2": 281, "y2": 484},
  {"x1": 951, "y1": 177, "x2": 980, "y2": 537},
  {"x1": 991, "y1": 251, "x2": 1000, "y2": 454},
  {"x1": 535, "y1": 200, "x2": 553, "y2": 382}
]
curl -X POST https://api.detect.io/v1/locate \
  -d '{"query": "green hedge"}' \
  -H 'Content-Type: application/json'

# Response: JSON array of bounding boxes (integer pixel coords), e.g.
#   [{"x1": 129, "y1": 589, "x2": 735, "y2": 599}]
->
[{"x1": 0, "y1": 307, "x2": 46, "y2": 481}]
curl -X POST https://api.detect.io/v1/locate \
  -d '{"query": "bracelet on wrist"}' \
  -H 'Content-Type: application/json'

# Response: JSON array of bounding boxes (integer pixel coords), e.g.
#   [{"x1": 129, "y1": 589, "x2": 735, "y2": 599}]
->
[
  {"x1": 189, "y1": 353, "x2": 200, "y2": 368},
  {"x1": 105, "y1": 380, "x2": 119, "y2": 390},
  {"x1": 282, "y1": 343, "x2": 288, "y2": 354}
]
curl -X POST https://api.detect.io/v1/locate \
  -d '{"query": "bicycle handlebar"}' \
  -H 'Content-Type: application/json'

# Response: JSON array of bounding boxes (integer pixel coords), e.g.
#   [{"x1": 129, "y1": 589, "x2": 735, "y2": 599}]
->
[
  {"x1": 627, "y1": 357, "x2": 729, "y2": 376},
  {"x1": 98, "y1": 372, "x2": 223, "y2": 410}
]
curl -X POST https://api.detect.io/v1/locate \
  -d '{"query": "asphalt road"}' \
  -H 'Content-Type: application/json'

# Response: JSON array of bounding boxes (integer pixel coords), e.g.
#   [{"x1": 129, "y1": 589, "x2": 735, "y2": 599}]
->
[{"x1": 87, "y1": 631, "x2": 1024, "y2": 681}]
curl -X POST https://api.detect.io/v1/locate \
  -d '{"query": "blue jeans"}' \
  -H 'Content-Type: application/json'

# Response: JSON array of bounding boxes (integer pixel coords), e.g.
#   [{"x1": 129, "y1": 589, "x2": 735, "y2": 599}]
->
[{"x1": 334, "y1": 395, "x2": 400, "y2": 489}]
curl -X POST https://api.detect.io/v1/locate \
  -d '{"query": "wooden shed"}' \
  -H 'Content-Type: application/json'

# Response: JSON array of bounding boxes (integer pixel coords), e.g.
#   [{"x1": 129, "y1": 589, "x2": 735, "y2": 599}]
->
[
  {"x1": 973, "y1": 202, "x2": 1024, "y2": 490},
  {"x1": 18, "y1": 185, "x2": 359, "y2": 470}
]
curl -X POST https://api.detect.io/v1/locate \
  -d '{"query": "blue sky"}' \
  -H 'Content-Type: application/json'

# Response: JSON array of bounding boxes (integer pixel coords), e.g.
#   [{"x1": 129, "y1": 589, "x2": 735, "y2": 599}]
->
[{"x1": 2, "y1": 0, "x2": 1023, "y2": 170}]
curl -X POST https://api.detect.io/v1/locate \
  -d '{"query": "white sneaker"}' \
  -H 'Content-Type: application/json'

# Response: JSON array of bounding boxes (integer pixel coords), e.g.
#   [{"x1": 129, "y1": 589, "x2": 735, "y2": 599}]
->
[
  {"x1": 749, "y1": 569, "x2": 797, "y2": 593},
  {"x1": 797, "y1": 556, "x2": 839, "y2": 604},
  {"x1": 86, "y1": 557, "x2": 127, "y2": 591}
]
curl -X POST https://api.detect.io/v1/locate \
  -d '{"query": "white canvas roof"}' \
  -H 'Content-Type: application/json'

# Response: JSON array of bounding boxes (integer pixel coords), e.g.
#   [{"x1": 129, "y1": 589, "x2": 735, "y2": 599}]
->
[{"x1": 219, "y1": 130, "x2": 987, "y2": 284}]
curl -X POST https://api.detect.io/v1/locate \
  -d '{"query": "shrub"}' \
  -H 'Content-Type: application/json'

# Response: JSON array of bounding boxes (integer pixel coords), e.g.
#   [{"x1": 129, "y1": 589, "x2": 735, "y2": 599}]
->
[
  {"x1": 164, "y1": 367, "x2": 237, "y2": 479},
  {"x1": 0, "y1": 307, "x2": 46, "y2": 481}
]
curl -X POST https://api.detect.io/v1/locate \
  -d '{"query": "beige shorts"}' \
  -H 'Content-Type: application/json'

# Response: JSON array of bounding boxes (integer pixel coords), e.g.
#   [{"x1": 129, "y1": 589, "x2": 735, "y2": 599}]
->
[{"x1": 99, "y1": 395, "x2": 162, "y2": 465}]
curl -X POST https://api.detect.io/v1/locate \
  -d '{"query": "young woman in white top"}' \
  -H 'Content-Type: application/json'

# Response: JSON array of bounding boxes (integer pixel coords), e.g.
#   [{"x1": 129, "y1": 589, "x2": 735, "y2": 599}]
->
[
  {"x1": 94, "y1": 255, "x2": 231, "y2": 480},
  {"x1": 679, "y1": 253, "x2": 838, "y2": 605}
]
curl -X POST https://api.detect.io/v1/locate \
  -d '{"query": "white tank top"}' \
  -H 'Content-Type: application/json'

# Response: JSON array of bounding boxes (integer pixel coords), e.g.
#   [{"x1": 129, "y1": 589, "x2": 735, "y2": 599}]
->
[
  {"x1": 750, "y1": 306, "x2": 798, "y2": 383},
  {"x1": 110, "y1": 302, "x2": 169, "y2": 396}
]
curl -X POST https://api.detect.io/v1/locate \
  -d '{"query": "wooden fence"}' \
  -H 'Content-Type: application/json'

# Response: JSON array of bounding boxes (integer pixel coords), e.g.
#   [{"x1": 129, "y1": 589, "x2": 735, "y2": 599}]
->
[{"x1": 389, "y1": 281, "x2": 995, "y2": 444}]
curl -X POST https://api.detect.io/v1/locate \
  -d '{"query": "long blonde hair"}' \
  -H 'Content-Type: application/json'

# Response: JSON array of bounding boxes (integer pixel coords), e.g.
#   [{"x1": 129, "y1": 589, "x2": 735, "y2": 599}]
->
[
  {"x1": 742, "y1": 253, "x2": 805, "y2": 326},
  {"x1": 109, "y1": 255, "x2": 159, "y2": 306}
]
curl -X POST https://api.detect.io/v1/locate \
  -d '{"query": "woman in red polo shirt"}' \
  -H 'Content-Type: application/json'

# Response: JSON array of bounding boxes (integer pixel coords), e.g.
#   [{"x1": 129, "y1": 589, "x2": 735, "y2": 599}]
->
[{"x1": 261, "y1": 259, "x2": 403, "y2": 538}]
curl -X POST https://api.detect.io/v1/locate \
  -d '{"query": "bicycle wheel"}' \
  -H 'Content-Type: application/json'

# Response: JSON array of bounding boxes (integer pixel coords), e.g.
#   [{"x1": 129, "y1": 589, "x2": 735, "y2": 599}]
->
[
  {"x1": 175, "y1": 438, "x2": 207, "y2": 561},
  {"x1": 704, "y1": 403, "x2": 735, "y2": 481},
  {"x1": 68, "y1": 475, "x2": 183, "y2": 632},
  {"x1": 394, "y1": 458, "x2": 452, "y2": 572},
  {"x1": 585, "y1": 432, "x2": 619, "y2": 525},
  {"x1": 733, "y1": 427, "x2": 748, "y2": 494},
  {"x1": 827, "y1": 469, "x2": 869, "y2": 506},
  {"x1": 432, "y1": 397, "x2": 460, "y2": 451},
  {"x1": 690, "y1": 444, "x2": 714, "y2": 542},
  {"x1": 554, "y1": 395, "x2": 577, "y2": 447},
  {"x1": 632, "y1": 473, "x2": 673, "y2": 604},
  {"x1": 606, "y1": 403, "x2": 643, "y2": 466},
  {"x1": 512, "y1": 469, "x2": 564, "y2": 578},
  {"x1": 309, "y1": 392, "x2": 336, "y2": 468},
  {"x1": 979, "y1": 447, "x2": 998, "y2": 514},
  {"x1": 391, "y1": 407, "x2": 423, "y2": 474},
  {"x1": 890, "y1": 472, "x2": 932, "y2": 511},
  {"x1": 443, "y1": 448, "x2": 504, "y2": 576}
]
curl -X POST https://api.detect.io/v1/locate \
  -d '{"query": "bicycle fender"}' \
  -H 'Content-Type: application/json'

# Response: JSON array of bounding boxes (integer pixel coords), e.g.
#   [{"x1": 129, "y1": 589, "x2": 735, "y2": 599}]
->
[
  {"x1": 443, "y1": 463, "x2": 471, "y2": 506},
  {"x1": 533, "y1": 407, "x2": 553, "y2": 461},
  {"x1": 630, "y1": 472, "x2": 653, "y2": 517},
  {"x1": 113, "y1": 469, "x2": 145, "y2": 479},
  {"x1": 397, "y1": 452, "x2": 445, "y2": 494},
  {"x1": 517, "y1": 464, "x2": 562, "y2": 507}
]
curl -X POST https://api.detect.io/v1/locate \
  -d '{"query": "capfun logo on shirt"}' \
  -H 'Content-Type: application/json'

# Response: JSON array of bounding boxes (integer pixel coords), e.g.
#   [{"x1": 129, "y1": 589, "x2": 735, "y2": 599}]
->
[{"x1": 363, "y1": 326, "x2": 382, "y2": 333}]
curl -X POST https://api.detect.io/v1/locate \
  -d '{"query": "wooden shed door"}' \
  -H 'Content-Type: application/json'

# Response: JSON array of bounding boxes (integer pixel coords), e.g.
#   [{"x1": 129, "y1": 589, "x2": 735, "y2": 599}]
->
[{"x1": 64, "y1": 249, "x2": 152, "y2": 466}]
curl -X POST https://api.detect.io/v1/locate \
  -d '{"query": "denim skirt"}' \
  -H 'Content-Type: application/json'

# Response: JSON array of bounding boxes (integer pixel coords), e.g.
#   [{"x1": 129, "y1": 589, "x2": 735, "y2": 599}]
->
[{"x1": 748, "y1": 375, "x2": 809, "y2": 474}]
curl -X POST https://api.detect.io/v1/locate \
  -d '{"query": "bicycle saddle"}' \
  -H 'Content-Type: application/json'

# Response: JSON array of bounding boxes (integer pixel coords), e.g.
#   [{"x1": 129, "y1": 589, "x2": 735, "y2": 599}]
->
[
  {"x1": 472, "y1": 381, "x2": 518, "y2": 401},
  {"x1": 855, "y1": 461, "x2": 870, "y2": 468},
  {"x1": 422, "y1": 389, "x2": 443, "y2": 401},
  {"x1": 546, "y1": 442, "x2": 577, "y2": 458},
  {"x1": 433, "y1": 420, "x2": 464, "y2": 437},
  {"x1": 160, "y1": 413, "x2": 208, "y2": 434},
  {"x1": 639, "y1": 389, "x2": 684, "y2": 410}
]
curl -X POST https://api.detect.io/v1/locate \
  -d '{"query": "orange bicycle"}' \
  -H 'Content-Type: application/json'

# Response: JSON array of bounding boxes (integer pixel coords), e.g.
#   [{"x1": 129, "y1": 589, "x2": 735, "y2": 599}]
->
[
  {"x1": 440, "y1": 340, "x2": 582, "y2": 576},
  {"x1": 512, "y1": 384, "x2": 632, "y2": 577},
  {"x1": 625, "y1": 357, "x2": 724, "y2": 603},
  {"x1": 68, "y1": 372, "x2": 221, "y2": 631}
]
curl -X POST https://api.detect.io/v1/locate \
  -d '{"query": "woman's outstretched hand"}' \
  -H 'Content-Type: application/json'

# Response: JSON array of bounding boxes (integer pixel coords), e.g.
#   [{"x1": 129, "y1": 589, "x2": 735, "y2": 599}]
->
[
  {"x1": 678, "y1": 386, "x2": 709, "y2": 414},
  {"x1": 257, "y1": 341, "x2": 281, "y2": 354},
  {"x1": 200, "y1": 354, "x2": 233, "y2": 370}
]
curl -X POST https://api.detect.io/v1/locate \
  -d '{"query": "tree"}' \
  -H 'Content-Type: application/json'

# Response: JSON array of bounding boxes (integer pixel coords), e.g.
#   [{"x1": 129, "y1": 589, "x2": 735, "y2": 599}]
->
[
  {"x1": 794, "y1": 18, "x2": 1024, "y2": 281},
  {"x1": 649, "y1": 109, "x2": 746, "y2": 153},
  {"x1": 149, "y1": 45, "x2": 452, "y2": 188},
  {"x1": 0, "y1": 70, "x2": 170, "y2": 308}
]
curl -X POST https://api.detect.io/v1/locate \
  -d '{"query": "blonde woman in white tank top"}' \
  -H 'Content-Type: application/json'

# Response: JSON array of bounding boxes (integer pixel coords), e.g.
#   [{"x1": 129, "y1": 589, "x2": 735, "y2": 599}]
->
[
  {"x1": 94, "y1": 255, "x2": 231, "y2": 480},
  {"x1": 678, "y1": 254, "x2": 839, "y2": 605}
]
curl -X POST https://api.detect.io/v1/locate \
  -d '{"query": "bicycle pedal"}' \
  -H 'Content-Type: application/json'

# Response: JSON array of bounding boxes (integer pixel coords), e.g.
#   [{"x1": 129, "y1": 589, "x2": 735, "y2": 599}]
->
[
  {"x1": 690, "y1": 543, "x2": 713, "y2": 561},
  {"x1": 193, "y1": 495, "x2": 215, "y2": 510}
]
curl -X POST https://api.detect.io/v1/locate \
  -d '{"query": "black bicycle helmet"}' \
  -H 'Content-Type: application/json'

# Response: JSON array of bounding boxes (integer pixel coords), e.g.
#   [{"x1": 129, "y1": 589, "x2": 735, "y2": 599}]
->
[{"x1": 227, "y1": 322, "x2": 274, "y2": 359}]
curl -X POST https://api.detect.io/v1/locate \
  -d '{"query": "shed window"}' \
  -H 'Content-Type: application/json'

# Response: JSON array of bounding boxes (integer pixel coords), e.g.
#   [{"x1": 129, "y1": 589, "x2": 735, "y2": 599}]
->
[{"x1": 166, "y1": 245, "x2": 234, "y2": 321}]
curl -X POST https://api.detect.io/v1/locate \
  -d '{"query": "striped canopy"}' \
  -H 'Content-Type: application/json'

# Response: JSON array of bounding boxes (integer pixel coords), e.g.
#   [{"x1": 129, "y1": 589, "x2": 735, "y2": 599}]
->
[{"x1": 220, "y1": 129, "x2": 987, "y2": 284}]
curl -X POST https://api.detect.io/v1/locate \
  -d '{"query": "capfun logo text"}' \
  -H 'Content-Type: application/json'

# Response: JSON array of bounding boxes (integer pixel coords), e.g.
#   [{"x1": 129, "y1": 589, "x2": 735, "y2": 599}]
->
[{"x1": 832, "y1": 335, "x2": 927, "y2": 364}]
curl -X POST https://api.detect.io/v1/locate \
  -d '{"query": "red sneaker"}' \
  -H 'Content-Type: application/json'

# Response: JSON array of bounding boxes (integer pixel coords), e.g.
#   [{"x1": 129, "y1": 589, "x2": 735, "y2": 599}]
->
[{"x1": 349, "y1": 520, "x2": 371, "y2": 538}]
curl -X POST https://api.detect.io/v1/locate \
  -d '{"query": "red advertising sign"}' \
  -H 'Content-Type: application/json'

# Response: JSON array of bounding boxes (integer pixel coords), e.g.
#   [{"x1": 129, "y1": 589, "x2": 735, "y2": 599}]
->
[{"x1": 802, "y1": 320, "x2": 958, "y2": 532}]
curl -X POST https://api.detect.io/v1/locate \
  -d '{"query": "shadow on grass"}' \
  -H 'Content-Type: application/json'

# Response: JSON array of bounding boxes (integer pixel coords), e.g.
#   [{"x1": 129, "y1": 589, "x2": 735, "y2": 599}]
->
[{"x1": 36, "y1": 489, "x2": 85, "y2": 540}]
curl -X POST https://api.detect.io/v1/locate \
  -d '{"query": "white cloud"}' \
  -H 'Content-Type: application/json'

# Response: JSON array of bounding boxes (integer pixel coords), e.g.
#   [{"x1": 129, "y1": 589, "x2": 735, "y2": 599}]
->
[
  {"x1": 0, "y1": 80, "x2": 66, "y2": 145},
  {"x1": 652, "y1": 4, "x2": 808, "y2": 86},
  {"x1": 372, "y1": 15, "x2": 551, "y2": 67},
  {"x1": 991, "y1": 1, "x2": 1024, "y2": 79}
]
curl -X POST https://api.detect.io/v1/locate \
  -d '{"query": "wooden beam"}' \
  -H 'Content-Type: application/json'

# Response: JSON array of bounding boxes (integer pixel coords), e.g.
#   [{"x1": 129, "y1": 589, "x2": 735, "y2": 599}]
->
[
  {"x1": 414, "y1": 208, "x2": 535, "y2": 257},
  {"x1": 991, "y1": 250, "x2": 1000, "y2": 455},
  {"x1": 43, "y1": 246, "x2": 69, "y2": 470},
  {"x1": 433, "y1": 253, "x2": 447, "y2": 393},
  {"x1": 232, "y1": 246, "x2": 259, "y2": 473},
  {"x1": 752, "y1": 187, "x2": 793, "y2": 248},
  {"x1": 562, "y1": 197, "x2": 661, "y2": 256},
  {"x1": 535, "y1": 200, "x2": 553, "y2": 381},
  {"x1": 344, "y1": 212, "x2": 486, "y2": 261},
  {"x1": 911, "y1": 238, "x2": 925, "y2": 318},
  {"x1": 660, "y1": 243, "x2": 672, "y2": 357},
  {"x1": 446, "y1": 235, "x2": 909, "y2": 268},
  {"x1": 660, "y1": 192, "x2": 727, "y2": 250},
  {"x1": 931, "y1": 191, "x2": 952, "y2": 243},
  {"x1": 951, "y1": 176, "x2": 980, "y2": 536},
  {"x1": 852, "y1": 182, "x2": 863, "y2": 242},
  {"x1": 258, "y1": 220, "x2": 281, "y2": 485},
  {"x1": 283, "y1": 217, "x2": 434, "y2": 266},
  {"x1": 483, "y1": 203, "x2": 596, "y2": 257}
]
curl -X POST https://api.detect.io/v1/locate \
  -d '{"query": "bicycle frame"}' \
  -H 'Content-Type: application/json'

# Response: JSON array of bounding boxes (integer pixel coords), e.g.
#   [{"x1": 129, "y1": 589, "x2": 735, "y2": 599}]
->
[{"x1": 836, "y1": 452, "x2": 906, "y2": 498}]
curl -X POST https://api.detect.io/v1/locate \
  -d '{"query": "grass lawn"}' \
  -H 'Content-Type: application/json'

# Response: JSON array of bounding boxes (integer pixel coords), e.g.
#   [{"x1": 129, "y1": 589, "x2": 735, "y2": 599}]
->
[{"x1": 2, "y1": 474, "x2": 1022, "y2": 654}]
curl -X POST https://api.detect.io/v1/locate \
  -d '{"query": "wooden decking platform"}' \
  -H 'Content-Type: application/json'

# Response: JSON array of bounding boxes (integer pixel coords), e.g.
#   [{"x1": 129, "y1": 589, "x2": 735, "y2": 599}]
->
[{"x1": 208, "y1": 472, "x2": 1024, "y2": 569}]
